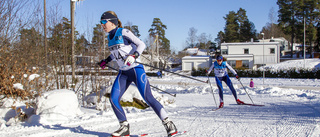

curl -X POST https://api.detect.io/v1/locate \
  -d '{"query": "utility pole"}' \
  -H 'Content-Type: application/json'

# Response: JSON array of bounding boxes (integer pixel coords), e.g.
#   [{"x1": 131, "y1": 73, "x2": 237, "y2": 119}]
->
[
  {"x1": 71, "y1": 0, "x2": 75, "y2": 88},
  {"x1": 44, "y1": 0, "x2": 47, "y2": 68},
  {"x1": 261, "y1": 33, "x2": 265, "y2": 85}
]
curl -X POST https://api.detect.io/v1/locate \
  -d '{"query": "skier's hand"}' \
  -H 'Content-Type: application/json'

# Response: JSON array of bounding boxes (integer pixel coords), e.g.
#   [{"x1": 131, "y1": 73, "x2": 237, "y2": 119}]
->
[
  {"x1": 235, "y1": 74, "x2": 240, "y2": 80},
  {"x1": 97, "y1": 59, "x2": 108, "y2": 69},
  {"x1": 124, "y1": 51, "x2": 139, "y2": 66}
]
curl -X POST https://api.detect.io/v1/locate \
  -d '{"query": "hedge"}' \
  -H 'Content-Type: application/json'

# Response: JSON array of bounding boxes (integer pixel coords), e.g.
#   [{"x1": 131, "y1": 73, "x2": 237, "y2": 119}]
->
[{"x1": 191, "y1": 67, "x2": 320, "y2": 79}]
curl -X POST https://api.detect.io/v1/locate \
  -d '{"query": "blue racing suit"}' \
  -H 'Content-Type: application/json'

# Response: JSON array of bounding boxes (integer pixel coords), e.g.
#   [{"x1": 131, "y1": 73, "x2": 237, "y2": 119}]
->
[
  {"x1": 107, "y1": 27, "x2": 168, "y2": 122},
  {"x1": 208, "y1": 61, "x2": 239, "y2": 102}
]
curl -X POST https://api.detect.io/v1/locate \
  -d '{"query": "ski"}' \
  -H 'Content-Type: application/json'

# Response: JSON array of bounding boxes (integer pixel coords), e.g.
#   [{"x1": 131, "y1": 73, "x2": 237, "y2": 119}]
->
[
  {"x1": 212, "y1": 107, "x2": 222, "y2": 111},
  {"x1": 109, "y1": 133, "x2": 148, "y2": 137},
  {"x1": 123, "y1": 131, "x2": 186, "y2": 137},
  {"x1": 239, "y1": 103, "x2": 265, "y2": 106},
  {"x1": 168, "y1": 131, "x2": 187, "y2": 137}
]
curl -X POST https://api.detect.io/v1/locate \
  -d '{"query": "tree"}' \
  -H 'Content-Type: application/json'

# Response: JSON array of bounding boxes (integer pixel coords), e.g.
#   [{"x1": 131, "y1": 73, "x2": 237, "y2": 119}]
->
[
  {"x1": 239, "y1": 20, "x2": 257, "y2": 42},
  {"x1": 223, "y1": 11, "x2": 239, "y2": 42},
  {"x1": 186, "y1": 27, "x2": 198, "y2": 48},
  {"x1": 278, "y1": 0, "x2": 320, "y2": 57},
  {"x1": 215, "y1": 31, "x2": 225, "y2": 47},
  {"x1": 148, "y1": 18, "x2": 170, "y2": 54},
  {"x1": 316, "y1": 22, "x2": 320, "y2": 52},
  {"x1": 237, "y1": 8, "x2": 257, "y2": 42},
  {"x1": 260, "y1": 7, "x2": 288, "y2": 40},
  {"x1": 92, "y1": 24, "x2": 106, "y2": 56},
  {"x1": 220, "y1": 8, "x2": 257, "y2": 43},
  {"x1": 277, "y1": 0, "x2": 300, "y2": 58},
  {"x1": 261, "y1": 23, "x2": 288, "y2": 40},
  {"x1": 17, "y1": 27, "x2": 43, "y2": 66},
  {"x1": 124, "y1": 21, "x2": 141, "y2": 38},
  {"x1": 48, "y1": 17, "x2": 75, "y2": 89}
]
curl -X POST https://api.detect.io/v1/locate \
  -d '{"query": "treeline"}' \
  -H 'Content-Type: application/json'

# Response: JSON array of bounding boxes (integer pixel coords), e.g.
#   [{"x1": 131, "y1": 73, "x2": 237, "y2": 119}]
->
[
  {"x1": 214, "y1": 0, "x2": 320, "y2": 56},
  {"x1": 0, "y1": 0, "x2": 175, "y2": 101}
]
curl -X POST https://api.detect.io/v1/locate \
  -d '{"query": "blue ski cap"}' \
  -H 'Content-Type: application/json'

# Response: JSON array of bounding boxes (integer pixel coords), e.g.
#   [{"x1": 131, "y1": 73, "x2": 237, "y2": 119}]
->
[{"x1": 216, "y1": 55, "x2": 223, "y2": 60}]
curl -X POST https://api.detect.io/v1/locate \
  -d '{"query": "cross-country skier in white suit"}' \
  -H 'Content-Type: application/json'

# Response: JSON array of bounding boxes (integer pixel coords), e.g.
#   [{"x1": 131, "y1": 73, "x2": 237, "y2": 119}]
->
[
  {"x1": 97, "y1": 11, "x2": 177, "y2": 137},
  {"x1": 207, "y1": 55, "x2": 245, "y2": 108}
]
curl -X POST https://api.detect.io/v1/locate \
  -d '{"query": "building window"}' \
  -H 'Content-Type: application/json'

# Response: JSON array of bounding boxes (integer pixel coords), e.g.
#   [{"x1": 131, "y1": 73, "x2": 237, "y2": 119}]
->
[
  {"x1": 270, "y1": 48, "x2": 275, "y2": 54},
  {"x1": 221, "y1": 49, "x2": 228, "y2": 54},
  {"x1": 244, "y1": 49, "x2": 249, "y2": 54},
  {"x1": 227, "y1": 60, "x2": 236, "y2": 67},
  {"x1": 242, "y1": 60, "x2": 249, "y2": 68}
]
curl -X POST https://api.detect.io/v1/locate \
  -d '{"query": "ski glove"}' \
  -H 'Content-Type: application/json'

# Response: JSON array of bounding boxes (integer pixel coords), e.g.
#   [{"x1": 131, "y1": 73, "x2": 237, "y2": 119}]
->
[
  {"x1": 235, "y1": 74, "x2": 240, "y2": 80},
  {"x1": 124, "y1": 51, "x2": 139, "y2": 66},
  {"x1": 97, "y1": 59, "x2": 108, "y2": 69}
]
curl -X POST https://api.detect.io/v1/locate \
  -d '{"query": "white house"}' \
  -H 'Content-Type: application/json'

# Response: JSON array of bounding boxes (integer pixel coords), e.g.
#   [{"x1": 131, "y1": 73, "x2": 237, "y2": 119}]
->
[
  {"x1": 221, "y1": 41, "x2": 281, "y2": 69},
  {"x1": 182, "y1": 56, "x2": 211, "y2": 71}
]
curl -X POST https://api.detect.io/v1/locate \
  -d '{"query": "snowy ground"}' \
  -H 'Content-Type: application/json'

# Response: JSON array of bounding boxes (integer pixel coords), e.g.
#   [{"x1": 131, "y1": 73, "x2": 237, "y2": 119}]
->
[
  {"x1": 0, "y1": 76, "x2": 320, "y2": 137},
  {"x1": 0, "y1": 59, "x2": 320, "y2": 137}
]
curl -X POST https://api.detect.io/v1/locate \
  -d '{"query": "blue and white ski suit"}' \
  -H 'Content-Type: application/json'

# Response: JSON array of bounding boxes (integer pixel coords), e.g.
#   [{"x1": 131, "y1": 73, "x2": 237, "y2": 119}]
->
[
  {"x1": 106, "y1": 27, "x2": 168, "y2": 122},
  {"x1": 207, "y1": 61, "x2": 238, "y2": 102}
]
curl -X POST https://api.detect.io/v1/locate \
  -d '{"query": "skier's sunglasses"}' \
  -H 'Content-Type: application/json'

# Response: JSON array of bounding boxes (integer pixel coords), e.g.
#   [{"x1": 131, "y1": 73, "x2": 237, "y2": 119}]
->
[
  {"x1": 217, "y1": 59, "x2": 223, "y2": 62},
  {"x1": 100, "y1": 18, "x2": 117, "y2": 24}
]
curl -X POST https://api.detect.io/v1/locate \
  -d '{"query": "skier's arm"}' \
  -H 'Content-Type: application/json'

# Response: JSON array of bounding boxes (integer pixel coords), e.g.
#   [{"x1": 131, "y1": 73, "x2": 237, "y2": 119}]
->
[
  {"x1": 225, "y1": 62, "x2": 237, "y2": 76},
  {"x1": 98, "y1": 54, "x2": 115, "y2": 69},
  {"x1": 207, "y1": 63, "x2": 215, "y2": 74},
  {"x1": 122, "y1": 29, "x2": 146, "y2": 56}
]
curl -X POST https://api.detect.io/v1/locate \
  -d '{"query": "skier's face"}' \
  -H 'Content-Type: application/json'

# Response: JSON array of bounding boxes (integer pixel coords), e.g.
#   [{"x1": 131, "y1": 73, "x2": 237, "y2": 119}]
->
[
  {"x1": 101, "y1": 20, "x2": 116, "y2": 33},
  {"x1": 217, "y1": 59, "x2": 222, "y2": 65}
]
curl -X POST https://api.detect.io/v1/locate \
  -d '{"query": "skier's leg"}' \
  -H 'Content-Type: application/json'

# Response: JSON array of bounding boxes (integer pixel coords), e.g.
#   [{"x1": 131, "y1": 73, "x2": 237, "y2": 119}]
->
[
  {"x1": 225, "y1": 75, "x2": 238, "y2": 100},
  {"x1": 109, "y1": 71, "x2": 130, "y2": 122},
  {"x1": 134, "y1": 65, "x2": 177, "y2": 135},
  {"x1": 133, "y1": 65, "x2": 168, "y2": 120},
  {"x1": 215, "y1": 76, "x2": 224, "y2": 102}
]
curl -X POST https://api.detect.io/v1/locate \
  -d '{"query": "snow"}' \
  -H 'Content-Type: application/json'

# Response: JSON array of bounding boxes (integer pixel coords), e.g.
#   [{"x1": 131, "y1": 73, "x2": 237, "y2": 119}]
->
[
  {"x1": 0, "y1": 59, "x2": 320, "y2": 136},
  {"x1": 34, "y1": 89, "x2": 82, "y2": 125},
  {"x1": 263, "y1": 58, "x2": 320, "y2": 71}
]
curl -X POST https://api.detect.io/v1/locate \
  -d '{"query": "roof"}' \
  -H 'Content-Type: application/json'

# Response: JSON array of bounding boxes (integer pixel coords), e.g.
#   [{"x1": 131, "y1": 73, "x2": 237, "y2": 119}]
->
[
  {"x1": 182, "y1": 55, "x2": 210, "y2": 60},
  {"x1": 221, "y1": 42, "x2": 280, "y2": 46}
]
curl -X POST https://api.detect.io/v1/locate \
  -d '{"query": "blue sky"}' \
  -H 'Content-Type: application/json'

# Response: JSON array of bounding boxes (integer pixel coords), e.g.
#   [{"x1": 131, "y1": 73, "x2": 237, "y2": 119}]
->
[{"x1": 49, "y1": 0, "x2": 279, "y2": 52}]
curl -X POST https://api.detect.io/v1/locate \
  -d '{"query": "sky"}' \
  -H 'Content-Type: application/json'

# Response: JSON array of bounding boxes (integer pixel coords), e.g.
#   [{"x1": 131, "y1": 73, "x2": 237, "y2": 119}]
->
[{"x1": 48, "y1": 0, "x2": 279, "y2": 52}]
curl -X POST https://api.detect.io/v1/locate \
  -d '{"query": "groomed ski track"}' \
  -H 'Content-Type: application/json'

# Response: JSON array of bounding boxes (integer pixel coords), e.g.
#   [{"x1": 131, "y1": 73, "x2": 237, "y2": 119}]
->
[{"x1": 1, "y1": 93, "x2": 319, "y2": 137}]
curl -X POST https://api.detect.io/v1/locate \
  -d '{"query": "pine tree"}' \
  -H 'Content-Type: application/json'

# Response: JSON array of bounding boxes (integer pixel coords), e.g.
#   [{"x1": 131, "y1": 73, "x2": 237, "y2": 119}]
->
[
  {"x1": 148, "y1": 18, "x2": 170, "y2": 54},
  {"x1": 91, "y1": 24, "x2": 105, "y2": 54},
  {"x1": 277, "y1": 0, "x2": 300, "y2": 58},
  {"x1": 223, "y1": 11, "x2": 239, "y2": 42},
  {"x1": 278, "y1": 0, "x2": 320, "y2": 57}
]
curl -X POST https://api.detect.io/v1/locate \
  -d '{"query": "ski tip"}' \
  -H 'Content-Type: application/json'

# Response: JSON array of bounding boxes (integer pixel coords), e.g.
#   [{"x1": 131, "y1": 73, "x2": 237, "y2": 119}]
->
[{"x1": 170, "y1": 131, "x2": 187, "y2": 137}]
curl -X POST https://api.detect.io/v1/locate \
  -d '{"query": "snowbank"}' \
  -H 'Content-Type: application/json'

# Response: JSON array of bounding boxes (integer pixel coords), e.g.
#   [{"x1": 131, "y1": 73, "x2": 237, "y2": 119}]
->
[
  {"x1": 262, "y1": 59, "x2": 320, "y2": 71},
  {"x1": 32, "y1": 89, "x2": 82, "y2": 125}
]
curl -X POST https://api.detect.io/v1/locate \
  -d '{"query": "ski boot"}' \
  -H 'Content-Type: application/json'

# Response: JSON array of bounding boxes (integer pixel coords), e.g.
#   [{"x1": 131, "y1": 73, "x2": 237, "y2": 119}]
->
[
  {"x1": 111, "y1": 121, "x2": 130, "y2": 137},
  {"x1": 236, "y1": 99, "x2": 245, "y2": 105},
  {"x1": 162, "y1": 117, "x2": 177, "y2": 137},
  {"x1": 219, "y1": 102, "x2": 224, "y2": 108}
]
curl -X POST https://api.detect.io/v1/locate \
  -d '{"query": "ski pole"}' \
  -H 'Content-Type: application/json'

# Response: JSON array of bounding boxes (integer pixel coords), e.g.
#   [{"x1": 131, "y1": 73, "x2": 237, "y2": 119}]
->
[
  {"x1": 137, "y1": 62, "x2": 208, "y2": 84},
  {"x1": 238, "y1": 79, "x2": 255, "y2": 104},
  {"x1": 207, "y1": 76, "x2": 218, "y2": 108},
  {"x1": 99, "y1": 64, "x2": 177, "y2": 97},
  {"x1": 149, "y1": 85, "x2": 176, "y2": 97}
]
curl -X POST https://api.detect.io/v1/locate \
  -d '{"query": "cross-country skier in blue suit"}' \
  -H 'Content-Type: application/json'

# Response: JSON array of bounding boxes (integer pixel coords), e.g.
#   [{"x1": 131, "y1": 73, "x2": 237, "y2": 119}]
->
[
  {"x1": 97, "y1": 11, "x2": 177, "y2": 137},
  {"x1": 207, "y1": 55, "x2": 245, "y2": 108}
]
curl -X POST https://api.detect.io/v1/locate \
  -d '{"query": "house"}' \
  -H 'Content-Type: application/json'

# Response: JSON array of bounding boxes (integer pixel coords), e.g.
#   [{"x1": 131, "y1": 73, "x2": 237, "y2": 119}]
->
[
  {"x1": 220, "y1": 41, "x2": 281, "y2": 69},
  {"x1": 182, "y1": 55, "x2": 211, "y2": 71}
]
